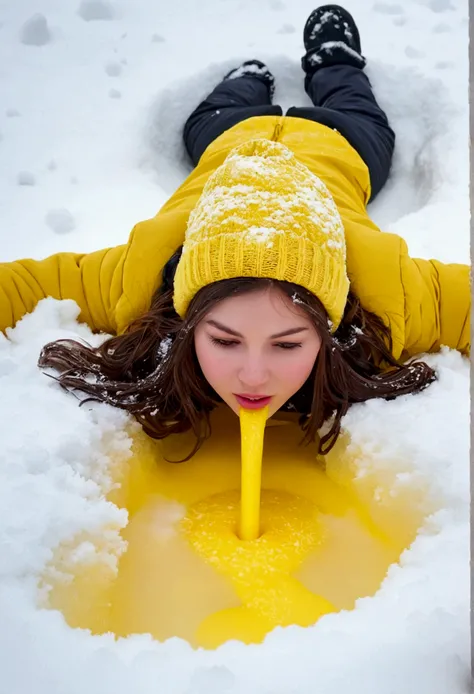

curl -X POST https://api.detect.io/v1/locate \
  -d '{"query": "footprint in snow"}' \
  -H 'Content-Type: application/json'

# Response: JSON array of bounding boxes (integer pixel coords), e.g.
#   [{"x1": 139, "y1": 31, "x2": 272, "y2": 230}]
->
[
  {"x1": 405, "y1": 46, "x2": 425, "y2": 59},
  {"x1": 105, "y1": 61, "x2": 122, "y2": 77},
  {"x1": 45, "y1": 209, "x2": 76, "y2": 235},
  {"x1": 151, "y1": 33, "x2": 166, "y2": 43},
  {"x1": 277, "y1": 23, "x2": 295, "y2": 35},
  {"x1": 373, "y1": 2, "x2": 404, "y2": 15},
  {"x1": 6, "y1": 108, "x2": 20, "y2": 118},
  {"x1": 17, "y1": 171, "x2": 36, "y2": 186},
  {"x1": 78, "y1": 0, "x2": 115, "y2": 22},
  {"x1": 20, "y1": 13, "x2": 51, "y2": 46},
  {"x1": 0, "y1": 359, "x2": 18, "y2": 377},
  {"x1": 269, "y1": 0, "x2": 285, "y2": 10},
  {"x1": 425, "y1": 0, "x2": 454, "y2": 12},
  {"x1": 433, "y1": 22, "x2": 450, "y2": 32}
]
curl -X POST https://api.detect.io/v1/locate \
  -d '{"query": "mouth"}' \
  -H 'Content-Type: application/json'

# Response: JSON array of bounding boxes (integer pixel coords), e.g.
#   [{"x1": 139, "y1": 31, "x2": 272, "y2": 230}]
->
[{"x1": 234, "y1": 394, "x2": 273, "y2": 410}]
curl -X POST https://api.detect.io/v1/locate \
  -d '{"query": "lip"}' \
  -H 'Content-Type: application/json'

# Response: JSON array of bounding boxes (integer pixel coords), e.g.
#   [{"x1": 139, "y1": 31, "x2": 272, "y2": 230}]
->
[{"x1": 234, "y1": 394, "x2": 272, "y2": 410}]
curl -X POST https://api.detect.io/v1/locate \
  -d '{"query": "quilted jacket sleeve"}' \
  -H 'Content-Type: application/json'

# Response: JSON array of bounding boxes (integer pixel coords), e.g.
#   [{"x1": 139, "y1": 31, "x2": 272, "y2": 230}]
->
[
  {"x1": 0, "y1": 173, "x2": 213, "y2": 337},
  {"x1": 0, "y1": 131, "x2": 260, "y2": 338},
  {"x1": 0, "y1": 244, "x2": 127, "y2": 335},
  {"x1": 400, "y1": 239, "x2": 470, "y2": 357}
]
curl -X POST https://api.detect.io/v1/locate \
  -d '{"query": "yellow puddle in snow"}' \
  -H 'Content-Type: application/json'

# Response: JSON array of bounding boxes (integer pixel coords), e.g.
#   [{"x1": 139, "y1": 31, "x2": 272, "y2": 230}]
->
[{"x1": 43, "y1": 405, "x2": 429, "y2": 648}]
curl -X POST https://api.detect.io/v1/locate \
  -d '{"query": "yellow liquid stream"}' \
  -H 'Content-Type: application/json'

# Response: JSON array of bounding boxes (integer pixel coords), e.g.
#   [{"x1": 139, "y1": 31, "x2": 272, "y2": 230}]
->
[
  {"x1": 238, "y1": 406, "x2": 268, "y2": 541},
  {"x1": 42, "y1": 405, "x2": 429, "y2": 649},
  {"x1": 178, "y1": 406, "x2": 336, "y2": 647}
]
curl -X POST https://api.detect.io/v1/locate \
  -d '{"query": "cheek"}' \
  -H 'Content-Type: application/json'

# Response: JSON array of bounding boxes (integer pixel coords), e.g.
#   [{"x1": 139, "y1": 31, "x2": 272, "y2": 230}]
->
[
  {"x1": 281, "y1": 346, "x2": 320, "y2": 388},
  {"x1": 194, "y1": 336, "x2": 229, "y2": 387}
]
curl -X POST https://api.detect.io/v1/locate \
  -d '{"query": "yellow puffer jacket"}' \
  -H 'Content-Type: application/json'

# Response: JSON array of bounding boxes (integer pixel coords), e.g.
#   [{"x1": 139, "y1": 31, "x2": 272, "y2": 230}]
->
[{"x1": 0, "y1": 116, "x2": 470, "y2": 360}]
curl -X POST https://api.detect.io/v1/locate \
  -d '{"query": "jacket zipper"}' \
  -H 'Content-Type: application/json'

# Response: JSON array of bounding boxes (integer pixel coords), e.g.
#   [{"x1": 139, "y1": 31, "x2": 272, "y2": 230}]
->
[{"x1": 271, "y1": 116, "x2": 283, "y2": 142}]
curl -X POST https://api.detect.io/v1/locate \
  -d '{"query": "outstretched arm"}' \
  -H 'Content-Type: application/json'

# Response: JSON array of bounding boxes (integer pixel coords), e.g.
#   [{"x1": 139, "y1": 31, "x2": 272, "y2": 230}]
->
[
  {"x1": 400, "y1": 243, "x2": 470, "y2": 358},
  {"x1": 0, "y1": 244, "x2": 126, "y2": 335}
]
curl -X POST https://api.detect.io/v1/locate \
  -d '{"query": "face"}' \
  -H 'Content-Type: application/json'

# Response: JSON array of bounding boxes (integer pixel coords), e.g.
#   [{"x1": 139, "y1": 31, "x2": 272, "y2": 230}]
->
[{"x1": 194, "y1": 287, "x2": 322, "y2": 419}]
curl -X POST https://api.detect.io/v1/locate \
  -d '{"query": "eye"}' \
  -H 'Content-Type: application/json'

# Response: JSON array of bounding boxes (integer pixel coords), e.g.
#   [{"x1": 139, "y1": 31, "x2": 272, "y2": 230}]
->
[
  {"x1": 210, "y1": 336, "x2": 239, "y2": 347},
  {"x1": 275, "y1": 342, "x2": 302, "y2": 350}
]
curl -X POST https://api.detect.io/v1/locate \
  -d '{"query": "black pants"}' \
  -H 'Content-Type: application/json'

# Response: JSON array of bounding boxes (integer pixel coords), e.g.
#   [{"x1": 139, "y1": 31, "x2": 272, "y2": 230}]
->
[{"x1": 183, "y1": 65, "x2": 395, "y2": 202}]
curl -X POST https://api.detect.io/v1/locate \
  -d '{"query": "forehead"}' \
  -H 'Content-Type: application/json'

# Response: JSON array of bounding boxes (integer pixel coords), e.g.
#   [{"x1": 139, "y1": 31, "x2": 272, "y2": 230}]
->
[{"x1": 207, "y1": 287, "x2": 307, "y2": 323}]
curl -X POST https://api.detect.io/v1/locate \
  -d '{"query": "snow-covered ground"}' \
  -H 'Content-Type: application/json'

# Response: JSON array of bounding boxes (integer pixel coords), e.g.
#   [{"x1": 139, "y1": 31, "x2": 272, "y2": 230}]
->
[{"x1": 0, "y1": 1, "x2": 470, "y2": 693}]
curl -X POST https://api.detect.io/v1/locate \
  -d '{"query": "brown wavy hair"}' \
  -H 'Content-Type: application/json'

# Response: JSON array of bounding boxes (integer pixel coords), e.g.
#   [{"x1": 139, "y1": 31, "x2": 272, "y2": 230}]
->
[{"x1": 38, "y1": 247, "x2": 436, "y2": 460}]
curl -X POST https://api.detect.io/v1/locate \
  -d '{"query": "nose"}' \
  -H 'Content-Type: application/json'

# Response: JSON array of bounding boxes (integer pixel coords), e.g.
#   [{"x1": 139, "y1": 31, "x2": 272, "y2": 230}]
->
[{"x1": 238, "y1": 352, "x2": 270, "y2": 389}]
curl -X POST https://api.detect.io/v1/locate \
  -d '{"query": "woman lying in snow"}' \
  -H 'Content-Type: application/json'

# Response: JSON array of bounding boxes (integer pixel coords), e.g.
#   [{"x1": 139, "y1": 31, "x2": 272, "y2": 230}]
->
[{"x1": 0, "y1": 5, "x2": 470, "y2": 457}]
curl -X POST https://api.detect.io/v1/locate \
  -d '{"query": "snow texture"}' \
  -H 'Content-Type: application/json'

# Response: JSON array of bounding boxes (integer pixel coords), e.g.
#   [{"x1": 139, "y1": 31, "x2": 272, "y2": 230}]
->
[
  {"x1": 184, "y1": 146, "x2": 345, "y2": 262},
  {"x1": 277, "y1": 23, "x2": 295, "y2": 35},
  {"x1": 0, "y1": 0, "x2": 470, "y2": 693}
]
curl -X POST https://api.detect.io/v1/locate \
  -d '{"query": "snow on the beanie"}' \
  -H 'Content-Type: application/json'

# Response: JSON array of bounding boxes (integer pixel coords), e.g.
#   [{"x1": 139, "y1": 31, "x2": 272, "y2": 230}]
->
[{"x1": 185, "y1": 138, "x2": 346, "y2": 259}]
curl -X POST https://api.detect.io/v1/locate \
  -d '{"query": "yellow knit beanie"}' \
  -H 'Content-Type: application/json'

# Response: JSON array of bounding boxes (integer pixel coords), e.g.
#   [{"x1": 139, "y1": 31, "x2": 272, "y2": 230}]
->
[{"x1": 173, "y1": 138, "x2": 349, "y2": 331}]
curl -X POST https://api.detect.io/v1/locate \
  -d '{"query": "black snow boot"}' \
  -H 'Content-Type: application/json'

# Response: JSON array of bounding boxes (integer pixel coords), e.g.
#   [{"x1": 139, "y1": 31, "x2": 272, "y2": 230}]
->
[
  {"x1": 301, "y1": 5, "x2": 366, "y2": 84},
  {"x1": 224, "y1": 60, "x2": 275, "y2": 100}
]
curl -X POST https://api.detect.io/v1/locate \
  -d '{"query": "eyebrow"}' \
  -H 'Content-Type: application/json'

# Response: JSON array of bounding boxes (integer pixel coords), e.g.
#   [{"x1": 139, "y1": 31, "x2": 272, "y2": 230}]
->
[{"x1": 205, "y1": 319, "x2": 309, "y2": 339}]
